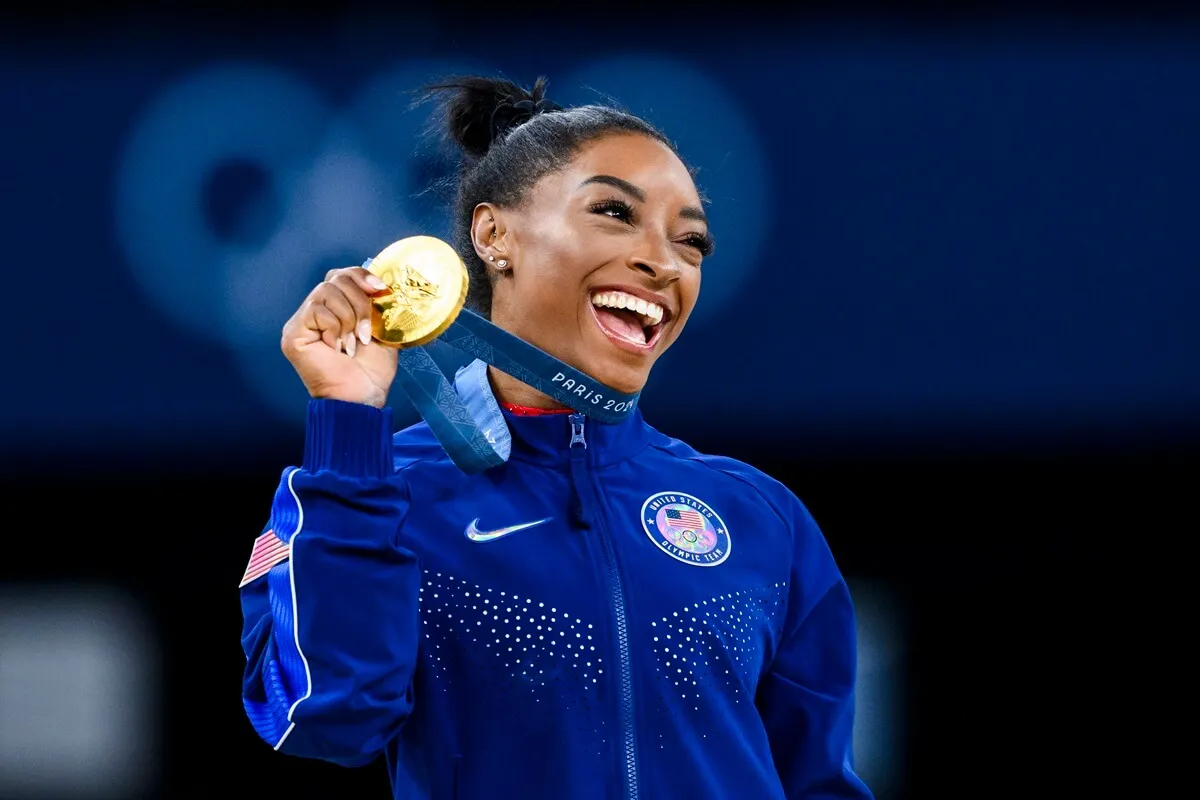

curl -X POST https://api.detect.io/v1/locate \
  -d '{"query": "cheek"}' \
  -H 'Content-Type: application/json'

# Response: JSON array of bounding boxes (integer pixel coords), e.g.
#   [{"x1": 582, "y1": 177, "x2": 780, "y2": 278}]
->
[
  {"x1": 522, "y1": 236, "x2": 591, "y2": 299},
  {"x1": 658, "y1": 273, "x2": 700, "y2": 350},
  {"x1": 677, "y1": 270, "x2": 702, "y2": 323},
  {"x1": 516, "y1": 245, "x2": 586, "y2": 319}
]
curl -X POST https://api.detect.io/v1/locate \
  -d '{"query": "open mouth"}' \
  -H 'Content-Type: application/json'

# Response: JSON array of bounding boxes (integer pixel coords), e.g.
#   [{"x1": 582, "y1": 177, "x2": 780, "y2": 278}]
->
[{"x1": 589, "y1": 289, "x2": 668, "y2": 350}]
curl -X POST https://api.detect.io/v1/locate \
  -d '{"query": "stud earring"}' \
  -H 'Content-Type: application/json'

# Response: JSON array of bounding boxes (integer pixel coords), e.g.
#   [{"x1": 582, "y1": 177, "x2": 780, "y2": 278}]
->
[
  {"x1": 488, "y1": 255, "x2": 494, "y2": 261},
  {"x1": 497, "y1": 259, "x2": 508, "y2": 269}
]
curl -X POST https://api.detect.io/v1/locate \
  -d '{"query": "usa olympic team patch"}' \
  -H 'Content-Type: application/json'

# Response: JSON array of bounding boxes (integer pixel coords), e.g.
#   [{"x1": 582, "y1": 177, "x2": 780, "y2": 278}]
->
[{"x1": 641, "y1": 492, "x2": 730, "y2": 567}]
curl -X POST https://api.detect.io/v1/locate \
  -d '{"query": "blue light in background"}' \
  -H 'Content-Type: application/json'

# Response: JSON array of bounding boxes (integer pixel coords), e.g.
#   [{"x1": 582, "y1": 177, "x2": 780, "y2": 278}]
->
[{"x1": 0, "y1": 27, "x2": 1195, "y2": 457}]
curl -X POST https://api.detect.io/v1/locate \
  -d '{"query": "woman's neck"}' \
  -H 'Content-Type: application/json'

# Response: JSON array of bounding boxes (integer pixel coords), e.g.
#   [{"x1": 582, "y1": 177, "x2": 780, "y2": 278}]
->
[{"x1": 487, "y1": 365, "x2": 571, "y2": 411}]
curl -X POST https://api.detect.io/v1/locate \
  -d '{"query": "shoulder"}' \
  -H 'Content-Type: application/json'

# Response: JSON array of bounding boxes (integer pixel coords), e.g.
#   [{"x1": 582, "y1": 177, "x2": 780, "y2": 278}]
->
[
  {"x1": 644, "y1": 425, "x2": 845, "y2": 623},
  {"x1": 642, "y1": 425, "x2": 815, "y2": 532}
]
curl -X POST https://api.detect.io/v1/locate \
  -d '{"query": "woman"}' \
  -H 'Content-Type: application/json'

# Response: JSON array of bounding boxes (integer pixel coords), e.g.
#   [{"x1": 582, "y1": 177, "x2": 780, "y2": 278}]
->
[{"x1": 239, "y1": 74, "x2": 873, "y2": 800}]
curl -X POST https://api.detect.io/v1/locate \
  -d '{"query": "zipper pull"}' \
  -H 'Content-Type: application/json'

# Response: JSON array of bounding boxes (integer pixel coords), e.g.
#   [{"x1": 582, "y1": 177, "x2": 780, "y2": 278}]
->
[
  {"x1": 569, "y1": 414, "x2": 587, "y2": 449},
  {"x1": 567, "y1": 414, "x2": 591, "y2": 528}
]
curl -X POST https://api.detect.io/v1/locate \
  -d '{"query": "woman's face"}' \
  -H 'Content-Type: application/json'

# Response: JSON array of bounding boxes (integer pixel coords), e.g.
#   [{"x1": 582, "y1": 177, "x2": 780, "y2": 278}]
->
[{"x1": 478, "y1": 132, "x2": 711, "y2": 396}]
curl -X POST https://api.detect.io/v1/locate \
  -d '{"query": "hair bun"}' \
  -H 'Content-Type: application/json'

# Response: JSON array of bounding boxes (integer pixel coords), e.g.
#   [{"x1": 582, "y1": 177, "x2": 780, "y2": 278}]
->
[
  {"x1": 489, "y1": 96, "x2": 563, "y2": 143},
  {"x1": 418, "y1": 75, "x2": 557, "y2": 160}
]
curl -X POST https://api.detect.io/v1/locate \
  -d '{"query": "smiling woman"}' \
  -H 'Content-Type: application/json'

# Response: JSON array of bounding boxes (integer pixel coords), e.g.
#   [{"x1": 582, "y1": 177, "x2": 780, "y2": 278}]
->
[
  {"x1": 238, "y1": 73, "x2": 873, "y2": 800},
  {"x1": 473, "y1": 132, "x2": 711, "y2": 397},
  {"x1": 426, "y1": 76, "x2": 714, "y2": 400}
]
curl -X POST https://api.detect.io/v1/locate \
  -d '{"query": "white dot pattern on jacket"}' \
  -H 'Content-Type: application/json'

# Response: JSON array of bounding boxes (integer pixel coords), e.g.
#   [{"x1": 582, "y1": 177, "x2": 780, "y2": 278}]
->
[
  {"x1": 416, "y1": 573, "x2": 788, "y2": 752},
  {"x1": 417, "y1": 570, "x2": 606, "y2": 743},
  {"x1": 649, "y1": 582, "x2": 788, "y2": 746}
]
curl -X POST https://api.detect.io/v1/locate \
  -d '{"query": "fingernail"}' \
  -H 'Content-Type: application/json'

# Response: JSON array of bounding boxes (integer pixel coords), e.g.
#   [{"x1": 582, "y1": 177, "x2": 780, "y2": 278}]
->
[
  {"x1": 357, "y1": 319, "x2": 372, "y2": 345},
  {"x1": 335, "y1": 337, "x2": 343, "y2": 353},
  {"x1": 365, "y1": 274, "x2": 388, "y2": 291},
  {"x1": 345, "y1": 334, "x2": 357, "y2": 358}
]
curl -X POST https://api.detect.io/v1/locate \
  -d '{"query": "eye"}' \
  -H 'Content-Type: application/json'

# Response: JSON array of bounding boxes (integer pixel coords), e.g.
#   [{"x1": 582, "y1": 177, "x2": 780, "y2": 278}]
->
[
  {"x1": 681, "y1": 232, "x2": 715, "y2": 258},
  {"x1": 589, "y1": 197, "x2": 634, "y2": 222}
]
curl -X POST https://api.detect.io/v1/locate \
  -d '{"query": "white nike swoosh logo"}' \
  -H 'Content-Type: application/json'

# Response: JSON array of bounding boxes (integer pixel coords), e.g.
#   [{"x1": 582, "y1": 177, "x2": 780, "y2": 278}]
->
[{"x1": 464, "y1": 517, "x2": 553, "y2": 543}]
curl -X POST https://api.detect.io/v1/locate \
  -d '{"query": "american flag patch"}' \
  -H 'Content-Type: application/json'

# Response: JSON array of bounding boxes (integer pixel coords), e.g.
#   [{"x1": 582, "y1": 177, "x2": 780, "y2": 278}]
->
[
  {"x1": 665, "y1": 508, "x2": 705, "y2": 530},
  {"x1": 239, "y1": 530, "x2": 291, "y2": 588}
]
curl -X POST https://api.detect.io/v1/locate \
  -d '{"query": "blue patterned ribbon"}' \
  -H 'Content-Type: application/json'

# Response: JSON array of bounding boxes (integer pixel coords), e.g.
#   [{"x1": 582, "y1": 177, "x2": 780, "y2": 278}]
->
[{"x1": 363, "y1": 257, "x2": 640, "y2": 473}]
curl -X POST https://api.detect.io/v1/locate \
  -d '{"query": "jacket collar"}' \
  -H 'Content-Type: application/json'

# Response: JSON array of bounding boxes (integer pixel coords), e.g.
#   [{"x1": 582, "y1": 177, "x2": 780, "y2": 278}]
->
[{"x1": 453, "y1": 359, "x2": 650, "y2": 468}]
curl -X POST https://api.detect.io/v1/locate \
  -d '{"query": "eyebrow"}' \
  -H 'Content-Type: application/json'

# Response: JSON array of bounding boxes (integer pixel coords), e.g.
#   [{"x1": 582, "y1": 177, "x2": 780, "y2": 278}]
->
[{"x1": 579, "y1": 174, "x2": 708, "y2": 225}]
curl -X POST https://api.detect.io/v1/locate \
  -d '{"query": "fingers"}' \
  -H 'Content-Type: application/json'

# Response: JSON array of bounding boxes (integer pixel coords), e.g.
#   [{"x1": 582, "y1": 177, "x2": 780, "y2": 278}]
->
[
  {"x1": 306, "y1": 302, "x2": 344, "y2": 352},
  {"x1": 290, "y1": 267, "x2": 391, "y2": 356},
  {"x1": 326, "y1": 273, "x2": 379, "y2": 348},
  {"x1": 327, "y1": 267, "x2": 391, "y2": 356},
  {"x1": 316, "y1": 291, "x2": 361, "y2": 357},
  {"x1": 325, "y1": 265, "x2": 391, "y2": 297}
]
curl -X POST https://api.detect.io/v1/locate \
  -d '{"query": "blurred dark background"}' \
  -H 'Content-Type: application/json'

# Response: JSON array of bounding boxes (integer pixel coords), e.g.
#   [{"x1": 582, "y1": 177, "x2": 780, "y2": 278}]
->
[{"x1": 1, "y1": 1, "x2": 1194, "y2": 798}]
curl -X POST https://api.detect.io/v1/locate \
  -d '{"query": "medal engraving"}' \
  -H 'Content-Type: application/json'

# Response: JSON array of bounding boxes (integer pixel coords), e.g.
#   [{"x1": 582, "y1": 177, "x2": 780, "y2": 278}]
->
[{"x1": 367, "y1": 236, "x2": 469, "y2": 347}]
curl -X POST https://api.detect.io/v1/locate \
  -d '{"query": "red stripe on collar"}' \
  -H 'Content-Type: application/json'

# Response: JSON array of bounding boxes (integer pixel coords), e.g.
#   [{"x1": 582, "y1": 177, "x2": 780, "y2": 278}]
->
[{"x1": 500, "y1": 403, "x2": 574, "y2": 417}]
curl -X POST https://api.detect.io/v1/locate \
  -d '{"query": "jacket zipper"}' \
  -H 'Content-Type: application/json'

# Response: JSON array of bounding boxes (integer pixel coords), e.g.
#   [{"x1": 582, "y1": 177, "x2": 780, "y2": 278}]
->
[{"x1": 568, "y1": 413, "x2": 640, "y2": 800}]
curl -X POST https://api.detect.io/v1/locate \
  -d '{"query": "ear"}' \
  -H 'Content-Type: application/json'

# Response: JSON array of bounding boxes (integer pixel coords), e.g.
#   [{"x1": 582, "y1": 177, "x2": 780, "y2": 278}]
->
[{"x1": 470, "y1": 203, "x2": 511, "y2": 269}]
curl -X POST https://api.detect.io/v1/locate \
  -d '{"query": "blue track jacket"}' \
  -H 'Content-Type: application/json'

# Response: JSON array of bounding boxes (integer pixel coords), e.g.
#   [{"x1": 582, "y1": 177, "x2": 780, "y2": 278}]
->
[{"x1": 240, "y1": 360, "x2": 872, "y2": 799}]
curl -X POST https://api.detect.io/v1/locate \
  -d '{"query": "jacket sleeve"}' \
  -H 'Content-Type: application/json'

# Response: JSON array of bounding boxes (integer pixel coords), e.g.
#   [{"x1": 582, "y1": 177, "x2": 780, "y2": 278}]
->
[
  {"x1": 756, "y1": 495, "x2": 874, "y2": 799},
  {"x1": 239, "y1": 399, "x2": 419, "y2": 767}
]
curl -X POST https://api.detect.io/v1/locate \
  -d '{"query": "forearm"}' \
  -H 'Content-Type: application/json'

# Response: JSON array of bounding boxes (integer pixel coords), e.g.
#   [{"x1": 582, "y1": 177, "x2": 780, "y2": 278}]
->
[{"x1": 240, "y1": 399, "x2": 418, "y2": 763}]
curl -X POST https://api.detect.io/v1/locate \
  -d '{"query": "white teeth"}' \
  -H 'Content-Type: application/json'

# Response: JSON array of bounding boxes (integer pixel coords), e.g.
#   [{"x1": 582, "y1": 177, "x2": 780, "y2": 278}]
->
[{"x1": 590, "y1": 291, "x2": 664, "y2": 326}]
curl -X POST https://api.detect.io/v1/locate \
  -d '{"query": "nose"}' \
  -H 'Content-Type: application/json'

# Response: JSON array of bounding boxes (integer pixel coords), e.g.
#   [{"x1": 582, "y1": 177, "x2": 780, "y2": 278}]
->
[{"x1": 625, "y1": 235, "x2": 681, "y2": 284}]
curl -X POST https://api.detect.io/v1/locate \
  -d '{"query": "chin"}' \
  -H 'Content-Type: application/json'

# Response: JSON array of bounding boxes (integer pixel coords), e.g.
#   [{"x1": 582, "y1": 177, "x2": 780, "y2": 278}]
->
[
  {"x1": 582, "y1": 329, "x2": 667, "y2": 396},
  {"x1": 590, "y1": 359, "x2": 652, "y2": 396}
]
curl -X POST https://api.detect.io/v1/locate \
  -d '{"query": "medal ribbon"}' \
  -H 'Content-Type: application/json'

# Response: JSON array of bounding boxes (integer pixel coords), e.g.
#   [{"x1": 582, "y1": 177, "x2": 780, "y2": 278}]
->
[{"x1": 363, "y1": 257, "x2": 641, "y2": 473}]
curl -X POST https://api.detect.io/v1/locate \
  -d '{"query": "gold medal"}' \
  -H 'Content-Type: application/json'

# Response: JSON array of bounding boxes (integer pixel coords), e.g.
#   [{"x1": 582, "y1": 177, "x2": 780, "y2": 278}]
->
[{"x1": 366, "y1": 236, "x2": 469, "y2": 348}]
